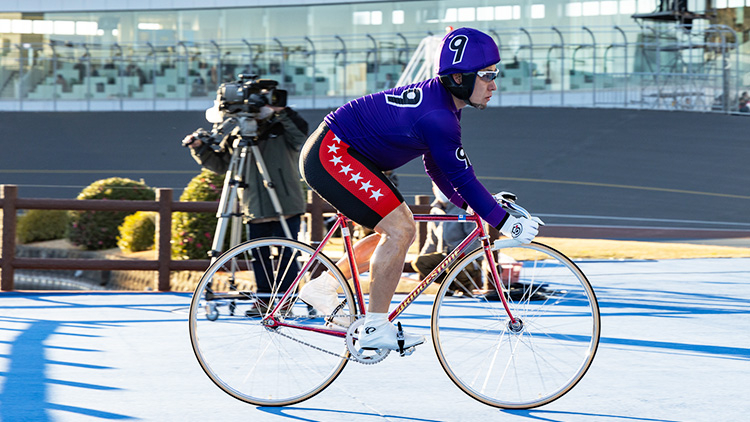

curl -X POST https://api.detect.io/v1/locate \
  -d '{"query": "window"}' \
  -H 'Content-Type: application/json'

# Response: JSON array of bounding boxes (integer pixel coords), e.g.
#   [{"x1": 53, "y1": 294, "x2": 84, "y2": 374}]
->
[
  {"x1": 583, "y1": 1, "x2": 600, "y2": 15},
  {"x1": 444, "y1": 8, "x2": 458, "y2": 21},
  {"x1": 531, "y1": 4, "x2": 545, "y2": 19},
  {"x1": 601, "y1": 1, "x2": 618, "y2": 14},
  {"x1": 12, "y1": 20, "x2": 32, "y2": 34},
  {"x1": 354, "y1": 10, "x2": 383, "y2": 25},
  {"x1": 477, "y1": 6, "x2": 494, "y2": 20},
  {"x1": 619, "y1": 0, "x2": 636, "y2": 13},
  {"x1": 458, "y1": 7, "x2": 476, "y2": 21},
  {"x1": 137, "y1": 23, "x2": 162, "y2": 30},
  {"x1": 371, "y1": 11, "x2": 382, "y2": 25},
  {"x1": 354, "y1": 11, "x2": 369, "y2": 25},
  {"x1": 54, "y1": 21, "x2": 75, "y2": 35},
  {"x1": 33, "y1": 20, "x2": 54, "y2": 35},
  {"x1": 392, "y1": 10, "x2": 405, "y2": 24},
  {"x1": 76, "y1": 21, "x2": 98, "y2": 36},
  {"x1": 495, "y1": 5, "x2": 521, "y2": 20},
  {"x1": 567, "y1": 2, "x2": 583, "y2": 16},
  {"x1": 0, "y1": 19, "x2": 99, "y2": 35},
  {"x1": 637, "y1": 0, "x2": 656, "y2": 13},
  {"x1": 496, "y1": 6, "x2": 513, "y2": 20}
]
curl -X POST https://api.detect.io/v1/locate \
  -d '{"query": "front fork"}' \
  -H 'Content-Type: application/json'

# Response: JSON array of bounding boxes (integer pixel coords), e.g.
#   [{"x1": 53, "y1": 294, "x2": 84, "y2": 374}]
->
[{"x1": 485, "y1": 238, "x2": 523, "y2": 325}]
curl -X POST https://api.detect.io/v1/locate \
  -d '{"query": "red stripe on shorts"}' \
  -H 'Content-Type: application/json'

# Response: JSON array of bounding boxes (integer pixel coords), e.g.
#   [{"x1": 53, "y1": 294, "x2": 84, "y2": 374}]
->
[{"x1": 319, "y1": 130, "x2": 401, "y2": 218}]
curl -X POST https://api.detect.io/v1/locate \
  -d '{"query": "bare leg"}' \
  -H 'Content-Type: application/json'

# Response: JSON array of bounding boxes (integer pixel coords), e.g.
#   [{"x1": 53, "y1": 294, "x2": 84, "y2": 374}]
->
[
  {"x1": 302, "y1": 206, "x2": 413, "y2": 317},
  {"x1": 368, "y1": 203, "x2": 416, "y2": 313},
  {"x1": 336, "y1": 233, "x2": 380, "y2": 279}
]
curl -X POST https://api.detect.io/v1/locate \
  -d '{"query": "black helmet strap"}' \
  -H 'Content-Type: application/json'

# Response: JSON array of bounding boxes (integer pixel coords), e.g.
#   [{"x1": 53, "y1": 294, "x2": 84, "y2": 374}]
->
[{"x1": 439, "y1": 72, "x2": 477, "y2": 103}]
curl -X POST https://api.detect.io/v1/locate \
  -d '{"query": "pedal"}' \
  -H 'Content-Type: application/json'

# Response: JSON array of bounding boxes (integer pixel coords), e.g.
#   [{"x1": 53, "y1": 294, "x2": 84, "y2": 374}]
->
[{"x1": 399, "y1": 346, "x2": 416, "y2": 357}]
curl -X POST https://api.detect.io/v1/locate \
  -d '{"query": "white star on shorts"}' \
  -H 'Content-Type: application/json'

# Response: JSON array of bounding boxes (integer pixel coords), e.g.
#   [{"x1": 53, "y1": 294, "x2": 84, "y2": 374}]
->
[
  {"x1": 370, "y1": 189, "x2": 383, "y2": 201},
  {"x1": 349, "y1": 172, "x2": 363, "y2": 183},
  {"x1": 339, "y1": 164, "x2": 352, "y2": 175},
  {"x1": 359, "y1": 180, "x2": 372, "y2": 192},
  {"x1": 330, "y1": 155, "x2": 343, "y2": 165},
  {"x1": 327, "y1": 144, "x2": 340, "y2": 154}
]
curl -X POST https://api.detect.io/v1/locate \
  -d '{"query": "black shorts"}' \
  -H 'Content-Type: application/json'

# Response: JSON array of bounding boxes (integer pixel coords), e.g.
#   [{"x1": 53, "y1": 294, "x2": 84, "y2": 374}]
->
[{"x1": 299, "y1": 122, "x2": 404, "y2": 229}]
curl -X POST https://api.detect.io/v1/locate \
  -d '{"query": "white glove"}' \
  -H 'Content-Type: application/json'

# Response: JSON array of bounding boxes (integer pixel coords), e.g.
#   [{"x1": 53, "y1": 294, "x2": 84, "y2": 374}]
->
[{"x1": 500, "y1": 215, "x2": 539, "y2": 244}]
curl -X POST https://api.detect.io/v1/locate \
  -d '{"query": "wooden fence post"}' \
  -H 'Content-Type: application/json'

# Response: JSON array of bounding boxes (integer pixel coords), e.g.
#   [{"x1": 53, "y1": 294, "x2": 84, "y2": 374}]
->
[
  {"x1": 309, "y1": 190, "x2": 324, "y2": 244},
  {"x1": 1, "y1": 185, "x2": 17, "y2": 291},
  {"x1": 415, "y1": 195, "x2": 431, "y2": 252},
  {"x1": 156, "y1": 188, "x2": 172, "y2": 292}
]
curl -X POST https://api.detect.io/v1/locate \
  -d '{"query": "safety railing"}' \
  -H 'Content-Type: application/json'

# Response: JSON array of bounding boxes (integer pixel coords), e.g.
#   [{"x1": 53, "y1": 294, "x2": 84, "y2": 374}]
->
[
  {"x1": 0, "y1": 24, "x2": 747, "y2": 113},
  {"x1": 0, "y1": 184, "x2": 435, "y2": 292}
]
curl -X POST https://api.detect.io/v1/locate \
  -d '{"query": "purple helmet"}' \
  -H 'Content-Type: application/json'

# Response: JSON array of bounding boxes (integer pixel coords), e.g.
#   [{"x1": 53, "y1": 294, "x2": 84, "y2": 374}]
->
[{"x1": 436, "y1": 27, "x2": 500, "y2": 101}]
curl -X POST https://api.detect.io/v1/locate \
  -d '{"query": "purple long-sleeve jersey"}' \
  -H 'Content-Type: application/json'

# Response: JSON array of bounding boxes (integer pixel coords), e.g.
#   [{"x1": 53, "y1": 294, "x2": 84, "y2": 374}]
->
[{"x1": 324, "y1": 77, "x2": 507, "y2": 229}]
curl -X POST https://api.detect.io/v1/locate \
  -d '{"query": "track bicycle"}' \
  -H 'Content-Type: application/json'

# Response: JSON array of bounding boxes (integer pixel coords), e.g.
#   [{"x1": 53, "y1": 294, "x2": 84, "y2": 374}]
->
[{"x1": 188, "y1": 197, "x2": 601, "y2": 409}]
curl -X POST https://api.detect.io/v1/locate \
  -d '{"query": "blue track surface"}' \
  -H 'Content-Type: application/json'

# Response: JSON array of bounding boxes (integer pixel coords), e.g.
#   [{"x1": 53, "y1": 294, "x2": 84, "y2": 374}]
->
[{"x1": 1, "y1": 258, "x2": 749, "y2": 422}]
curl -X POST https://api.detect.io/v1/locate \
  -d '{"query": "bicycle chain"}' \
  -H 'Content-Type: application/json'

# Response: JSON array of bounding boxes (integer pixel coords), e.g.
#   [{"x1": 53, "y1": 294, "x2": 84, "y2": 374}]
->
[{"x1": 266, "y1": 315, "x2": 385, "y2": 364}]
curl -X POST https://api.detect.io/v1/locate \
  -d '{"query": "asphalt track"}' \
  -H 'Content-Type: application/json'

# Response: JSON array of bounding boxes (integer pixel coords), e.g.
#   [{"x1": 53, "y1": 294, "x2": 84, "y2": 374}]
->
[
  {"x1": 1, "y1": 107, "x2": 748, "y2": 242},
  {"x1": 1, "y1": 258, "x2": 749, "y2": 421}
]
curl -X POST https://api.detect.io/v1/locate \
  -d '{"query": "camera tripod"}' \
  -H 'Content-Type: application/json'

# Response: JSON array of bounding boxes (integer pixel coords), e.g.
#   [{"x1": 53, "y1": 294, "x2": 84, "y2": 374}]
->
[{"x1": 208, "y1": 114, "x2": 293, "y2": 263}]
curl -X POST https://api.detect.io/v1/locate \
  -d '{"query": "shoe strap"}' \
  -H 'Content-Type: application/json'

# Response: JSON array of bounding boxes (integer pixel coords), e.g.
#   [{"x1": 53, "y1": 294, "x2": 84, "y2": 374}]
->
[{"x1": 396, "y1": 322, "x2": 405, "y2": 355}]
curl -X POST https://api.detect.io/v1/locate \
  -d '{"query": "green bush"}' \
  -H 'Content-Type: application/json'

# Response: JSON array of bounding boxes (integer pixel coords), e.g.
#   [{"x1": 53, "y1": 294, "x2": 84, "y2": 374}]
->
[
  {"x1": 117, "y1": 211, "x2": 156, "y2": 253},
  {"x1": 16, "y1": 209, "x2": 69, "y2": 244},
  {"x1": 172, "y1": 169, "x2": 226, "y2": 259},
  {"x1": 67, "y1": 178, "x2": 155, "y2": 250}
]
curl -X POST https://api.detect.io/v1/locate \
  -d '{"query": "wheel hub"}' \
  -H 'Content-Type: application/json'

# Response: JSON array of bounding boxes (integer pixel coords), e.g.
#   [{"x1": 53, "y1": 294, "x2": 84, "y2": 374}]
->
[{"x1": 508, "y1": 318, "x2": 524, "y2": 333}]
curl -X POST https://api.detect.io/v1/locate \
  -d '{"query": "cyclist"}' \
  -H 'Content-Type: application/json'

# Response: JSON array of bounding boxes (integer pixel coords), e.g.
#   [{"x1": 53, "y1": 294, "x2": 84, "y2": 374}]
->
[{"x1": 298, "y1": 27, "x2": 539, "y2": 351}]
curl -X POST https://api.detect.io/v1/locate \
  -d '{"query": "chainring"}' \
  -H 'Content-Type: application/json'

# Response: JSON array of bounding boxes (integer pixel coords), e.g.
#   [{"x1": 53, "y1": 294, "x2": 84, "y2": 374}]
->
[{"x1": 345, "y1": 319, "x2": 390, "y2": 364}]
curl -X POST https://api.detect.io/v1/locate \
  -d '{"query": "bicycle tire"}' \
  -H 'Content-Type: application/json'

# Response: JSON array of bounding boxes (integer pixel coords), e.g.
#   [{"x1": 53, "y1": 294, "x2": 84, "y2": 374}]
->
[
  {"x1": 189, "y1": 237, "x2": 356, "y2": 406},
  {"x1": 431, "y1": 242, "x2": 600, "y2": 409}
]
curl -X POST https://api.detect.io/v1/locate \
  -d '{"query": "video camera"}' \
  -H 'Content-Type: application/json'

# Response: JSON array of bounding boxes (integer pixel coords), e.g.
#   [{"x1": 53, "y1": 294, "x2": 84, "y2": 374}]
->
[
  {"x1": 216, "y1": 74, "x2": 287, "y2": 115},
  {"x1": 183, "y1": 75, "x2": 287, "y2": 148}
]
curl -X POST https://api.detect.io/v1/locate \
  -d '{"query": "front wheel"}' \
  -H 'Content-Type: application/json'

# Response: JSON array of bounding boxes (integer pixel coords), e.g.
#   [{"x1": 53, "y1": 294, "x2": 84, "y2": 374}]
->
[
  {"x1": 431, "y1": 242, "x2": 600, "y2": 409},
  {"x1": 188, "y1": 237, "x2": 357, "y2": 406}
]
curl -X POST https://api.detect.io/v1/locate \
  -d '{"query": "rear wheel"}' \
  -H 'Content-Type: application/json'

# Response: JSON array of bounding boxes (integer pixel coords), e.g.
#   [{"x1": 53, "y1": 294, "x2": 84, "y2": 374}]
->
[
  {"x1": 188, "y1": 237, "x2": 357, "y2": 406},
  {"x1": 431, "y1": 242, "x2": 600, "y2": 408}
]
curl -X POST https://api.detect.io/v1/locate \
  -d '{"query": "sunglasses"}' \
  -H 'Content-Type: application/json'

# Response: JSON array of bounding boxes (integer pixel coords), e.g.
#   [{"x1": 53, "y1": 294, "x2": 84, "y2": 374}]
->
[{"x1": 476, "y1": 69, "x2": 500, "y2": 82}]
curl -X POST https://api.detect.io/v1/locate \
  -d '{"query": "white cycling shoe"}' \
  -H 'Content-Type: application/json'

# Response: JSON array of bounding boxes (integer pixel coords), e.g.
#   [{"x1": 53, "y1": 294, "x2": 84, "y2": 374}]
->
[
  {"x1": 298, "y1": 273, "x2": 350, "y2": 327},
  {"x1": 359, "y1": 319, "x2": 425, "y2": 351}
]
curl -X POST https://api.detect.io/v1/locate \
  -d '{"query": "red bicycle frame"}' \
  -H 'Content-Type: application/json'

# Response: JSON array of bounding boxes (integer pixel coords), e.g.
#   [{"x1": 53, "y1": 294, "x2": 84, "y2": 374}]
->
[{"x1": 267, "y1": 211, "x2": 517, "y2": 337}]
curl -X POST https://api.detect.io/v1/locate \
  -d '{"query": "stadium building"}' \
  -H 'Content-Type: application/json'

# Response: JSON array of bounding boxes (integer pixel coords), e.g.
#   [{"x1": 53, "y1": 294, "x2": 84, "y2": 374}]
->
[{"x1": 1, "y1": 0, "x2": 748, "y2": 112}]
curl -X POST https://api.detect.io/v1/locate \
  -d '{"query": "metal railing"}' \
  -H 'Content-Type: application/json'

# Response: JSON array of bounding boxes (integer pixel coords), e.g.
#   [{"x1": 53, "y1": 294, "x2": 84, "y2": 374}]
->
[{"x1": 0, "y1": 24, "x2": 746, "y2": 113}]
